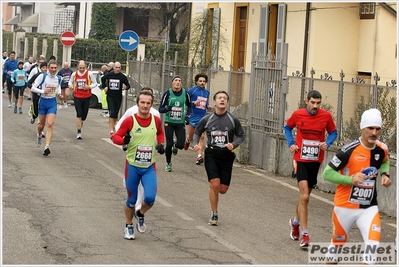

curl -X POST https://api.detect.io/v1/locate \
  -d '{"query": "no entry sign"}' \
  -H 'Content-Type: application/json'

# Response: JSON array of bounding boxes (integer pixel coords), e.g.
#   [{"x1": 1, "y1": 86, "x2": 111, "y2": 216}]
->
[{"x1": 61, "y1": 31, "x2": 76, "y2": 47}]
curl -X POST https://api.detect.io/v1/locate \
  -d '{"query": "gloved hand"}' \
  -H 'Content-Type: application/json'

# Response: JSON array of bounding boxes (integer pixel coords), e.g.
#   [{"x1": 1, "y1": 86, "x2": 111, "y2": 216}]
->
[
  {"x1": 165, "y1": 105, "x2": 173, "y2": 112},
  {"x1": 156, "y1": 144, "x2": 165, "y2": 154},
  {"x1": 123, "y1": 133, "x2": 131, "y2": 144},
  {"x1": 13, "y1": 80, "x2": 16, "y2": 84},
  {"x1": 185, "y1": 115, "x2": 190, "y2": 125}
]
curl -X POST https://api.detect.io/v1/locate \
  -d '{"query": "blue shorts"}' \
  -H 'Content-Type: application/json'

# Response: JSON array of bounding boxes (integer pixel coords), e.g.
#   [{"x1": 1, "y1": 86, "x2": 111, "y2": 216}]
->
[
  {"x1": 38, "y1": 97, "x2": 57, "y2": 115},
  {"x1": 189, "y1": 116, "x2": 202, "y2": 127}
]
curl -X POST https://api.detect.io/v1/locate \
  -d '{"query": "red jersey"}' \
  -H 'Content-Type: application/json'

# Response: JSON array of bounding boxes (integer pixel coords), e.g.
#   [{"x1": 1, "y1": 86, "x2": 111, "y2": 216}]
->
[
  {"x1": 286, "y1": 108, "x2": 336, "y2": 163},
  {"x1": 73, "y1": 70, "x2": 92, "y2": 99}
]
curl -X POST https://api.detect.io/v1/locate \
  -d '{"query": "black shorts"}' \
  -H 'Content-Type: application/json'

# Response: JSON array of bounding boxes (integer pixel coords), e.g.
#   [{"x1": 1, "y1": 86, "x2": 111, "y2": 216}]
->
[
  {"x1": 13, "y1": 85, "x2": 25, "y2": 98},
  {"x1": 106, "y1": 95, "x2": 122, "y2": 119},
  {"x1": 296, "y1": 161, "x2": 321, "y2": 188},
  {"x1": 204, "y1": 147, "x2": 236, "y2": 186},
  {"x1": 73, "y1": 97, "x2": 90, "y2": 121}
]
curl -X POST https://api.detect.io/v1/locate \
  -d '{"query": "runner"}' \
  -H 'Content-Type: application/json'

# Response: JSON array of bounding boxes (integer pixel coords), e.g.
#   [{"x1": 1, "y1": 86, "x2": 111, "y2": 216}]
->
[
  {"x1": 31, "y1": 60, "x2": 62, "y2": 156},
  {"x1": 112, "y1": 90, "x2": 165, "y2": 240},
  {"x1": 10, "y1": 61, "x2": 27, "y2": 114},
  {"x1": 322, "y1": 108, "x2": 391, "y2": 264},
  {"x1": 184, "y1": 73, "x2": 212, "y2": 165},
  {"x1": 57, "y1": 62, "x2": 73, "y2": 109},
  {"x1": 284, "y1": 90, "x2": 337, "y2": 247},
  {"x1": 192, "y1": 90, "x2": 245, "y2": 226}
]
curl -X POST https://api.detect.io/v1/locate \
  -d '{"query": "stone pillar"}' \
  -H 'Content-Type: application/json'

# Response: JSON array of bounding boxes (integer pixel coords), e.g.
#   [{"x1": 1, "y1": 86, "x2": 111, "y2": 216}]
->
[
  {"x1": 33, "y1": 37, "x2": 38, "y2": 58},
  {"x1": 42, "y1": 36, "x2": 47, "y2": 58},
  {"x1": 24, "y1": 36, "x2": 29, "y2": 60},
  {"x1": 13, "y1": 27, "x2": 26, "y2": 60}
]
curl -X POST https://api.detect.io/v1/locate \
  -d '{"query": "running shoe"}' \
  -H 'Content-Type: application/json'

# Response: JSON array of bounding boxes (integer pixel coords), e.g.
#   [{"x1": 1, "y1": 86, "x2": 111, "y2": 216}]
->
[
  {"x1": 36, "y1": 136, "x2": 41, "y2": 146},
  {"x1": 208, "y1": 214, "x2": 218, "y2": 226},
  {"x1": 172, "y1": 144, "x2": 178, "y2": 155},
  {"x1": 43, "y1": 147, "x2": 51, "y2": 156},
  {"x1": 41, "y1": 132, "x2": 45, "y2": 138},
  {"x1": 183, "y1": 139, "x2": 190, "y2": 150},
  {"x1": 77, "y1": 132, "x2": 82, "y2": 140},
  {"x1": 14, "y1": 106, "x2": 17, "y2": 113},
  {"x1": 110, "y1": 131, "x2": 114, "y2": 140},
  {"x1": 196, "y1": 156, "x2": 204, "y2": 165},
  {"x1": 124, "y1": 225, "x2": 135, "y2": 240},
  {"x1": 289, "y1": 218, "x2": 300, "y2": 240},
  {"x1": 27, "y1": 96, "x2": 31, "y2": 100},
  {"x1": 30, "y1": 116, "x2": 35, "y2": 124},
  {"x1": 58, "y1": 104, "x2": 62, "y2": 110},
  {"x1": 135, "y1": 210, "x2": 146, "y2": 233},
  {"x1": 8, "y1": 102, "x2": 12, "y2": 108},
  {"x1": 63, "y1": 102, "x2": 68, "y2": 108},
  {"x1": 165, "y1": 163, "x2": 172, "y2": 172},
  {"x1": 19, "y1": 107, "x2": 22, "y2": 114},
  {"x1": 300, "y1": 233, "x2": 310, "y2": 248}
]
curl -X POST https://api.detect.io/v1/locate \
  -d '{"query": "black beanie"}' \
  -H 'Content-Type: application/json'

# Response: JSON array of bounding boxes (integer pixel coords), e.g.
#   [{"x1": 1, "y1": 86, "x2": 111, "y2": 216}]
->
[
  {"x1": 171, "y1": 75, "x2": 182, "y2": 82},
  {"x1": 40, "y1": 62, "x2": 47, "y2": 68}
]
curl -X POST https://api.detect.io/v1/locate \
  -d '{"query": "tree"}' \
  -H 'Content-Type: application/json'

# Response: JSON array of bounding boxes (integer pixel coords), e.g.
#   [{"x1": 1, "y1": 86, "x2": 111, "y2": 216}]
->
[
  {"x1": 126, "y1": 3, "x2": 191, "y2": 44},
  {"x1": 89, "y1": 3, "x2": 117, "y2": 40}
]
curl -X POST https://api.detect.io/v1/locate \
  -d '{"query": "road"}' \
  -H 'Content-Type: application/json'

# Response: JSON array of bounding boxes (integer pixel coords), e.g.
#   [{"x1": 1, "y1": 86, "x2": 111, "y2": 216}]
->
[{"x1": 2, "y1": 93, "x2": 397, "y2": 265}]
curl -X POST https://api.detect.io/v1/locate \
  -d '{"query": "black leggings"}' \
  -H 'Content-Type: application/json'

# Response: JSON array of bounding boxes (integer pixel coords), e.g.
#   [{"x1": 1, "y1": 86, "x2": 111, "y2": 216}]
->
[
  {"x1": 31, "y1": 93, "x2": 40, "y2": 119},
  {"x1": 164, "y1": 122, "x2": 186, "y2": 164}
]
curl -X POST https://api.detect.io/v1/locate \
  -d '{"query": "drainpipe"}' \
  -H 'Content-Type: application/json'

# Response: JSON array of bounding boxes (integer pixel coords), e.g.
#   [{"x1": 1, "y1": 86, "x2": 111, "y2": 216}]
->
[{"x1": 300, "y1": 2, "x2": 311, "y2": 106}]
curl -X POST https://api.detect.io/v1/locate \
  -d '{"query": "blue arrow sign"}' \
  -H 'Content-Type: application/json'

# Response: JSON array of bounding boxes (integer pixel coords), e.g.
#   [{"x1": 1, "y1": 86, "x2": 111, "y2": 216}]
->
[{"x1": 119, "y1": 30, "x2": 140, "y2": 51}]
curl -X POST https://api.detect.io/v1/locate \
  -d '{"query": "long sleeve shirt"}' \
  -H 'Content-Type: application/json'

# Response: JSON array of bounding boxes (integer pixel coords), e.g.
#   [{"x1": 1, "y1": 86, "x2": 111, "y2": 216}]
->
[
  {"x1": 11, "y1": 68, "x2": 27, "y2": 86},
  {"x1": 31, "y1": 73, "x2": 61, "y2": 99}
]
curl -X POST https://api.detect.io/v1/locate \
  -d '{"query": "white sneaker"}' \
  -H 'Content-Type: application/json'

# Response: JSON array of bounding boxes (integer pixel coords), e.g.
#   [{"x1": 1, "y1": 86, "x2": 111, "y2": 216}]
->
[
  {"x1": 124, "y1": 225, "x2": 135, "y2": 240},
  {"x1": 64, "y1": 102, "x2": 68, "y2": 108},
  {"x1": 8, "y1": 102, "x2": 12, "y2": 108},
  {"x1": 76, "y1": 132, "x2": 82, "y2": 140},
  {"x1": 58, "y1": 105, "x2": 62, "y2": 110}
]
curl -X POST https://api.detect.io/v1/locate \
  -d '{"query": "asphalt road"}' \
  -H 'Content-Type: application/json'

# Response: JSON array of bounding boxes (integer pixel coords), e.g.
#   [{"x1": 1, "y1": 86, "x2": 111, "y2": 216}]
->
[{"x1": 2, "y1": 92, "x2": 397, "y2": 265}]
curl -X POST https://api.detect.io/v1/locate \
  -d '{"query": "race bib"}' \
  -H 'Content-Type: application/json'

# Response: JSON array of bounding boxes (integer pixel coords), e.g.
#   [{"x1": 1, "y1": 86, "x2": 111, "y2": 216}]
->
[
  {"x1": 300, "y1": 139, "x2": 320, "y2": 160},
  {"x1": 170, "y1": 107, "x2": 182, "y2": 120},
  {"x1": 76, "y1": 78, "x2": 86, "y2": 89},
  {"x1": 349, "y1": 180, "x2": 375, "y2": 205},
  {"x1": 195, "y1": 96, "x2": 207, "y2": 110},
  {"x1": 46, "y1": 85, "x2": 57, "y2": 96},
  {"x1": 210, "y1": 130, "x2": 228, "y2": 148},
  {"x1": 62, "y1": 76, "x2": 70, "y2": 83},
  {"x1": 17, "y1": 74, "x2": 25, "y2": 82},
  {"x1": 109, "y1": 79, "x2": 120, "y2": 90},
  {"x1": 134, "y1": 145, "x2": 153, "y2": 166}
]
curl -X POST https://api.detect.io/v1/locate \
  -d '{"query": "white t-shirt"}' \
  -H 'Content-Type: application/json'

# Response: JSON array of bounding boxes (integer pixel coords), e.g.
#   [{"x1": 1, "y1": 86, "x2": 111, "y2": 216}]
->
[{"x1": 115, "y1": 105, "x2": 160, "y2": 132}]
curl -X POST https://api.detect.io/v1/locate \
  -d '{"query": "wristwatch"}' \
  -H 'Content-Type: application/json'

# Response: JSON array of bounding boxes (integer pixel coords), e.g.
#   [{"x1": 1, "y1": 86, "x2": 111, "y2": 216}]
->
[{"x1": 382, "y1": 172, "x2": 390, "y2": 178}]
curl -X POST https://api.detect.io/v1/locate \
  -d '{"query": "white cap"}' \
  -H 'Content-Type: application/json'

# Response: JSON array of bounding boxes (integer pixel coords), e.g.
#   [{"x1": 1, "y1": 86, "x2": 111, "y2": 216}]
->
[
  {"x1": 108, "y1": 62, "x2": 114, "y2": 66},
  {"x1": 360, "y1": 108, "x2": 382, "y2": 129}
]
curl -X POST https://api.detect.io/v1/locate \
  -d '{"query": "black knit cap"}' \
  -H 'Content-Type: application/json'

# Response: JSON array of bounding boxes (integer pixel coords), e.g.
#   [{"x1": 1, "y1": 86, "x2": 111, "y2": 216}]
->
[
  {"x1": 171, "y1": 75, "x2": 182, "y2": 82},
  {"x1": 40, "y1": 62, "x2": 47, "y2": 68}
]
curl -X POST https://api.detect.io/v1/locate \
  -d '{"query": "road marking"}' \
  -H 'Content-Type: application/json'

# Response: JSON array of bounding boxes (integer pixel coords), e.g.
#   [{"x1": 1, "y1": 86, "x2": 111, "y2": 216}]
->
[
  {"x1": 197, "y1": 226, "x2": 259, "y2": 264},
  {"x1": 97, "y1": 159, "x2": 124, "y2": 178},
  {"x1": 156, "y1": 196, "x2": 173, "y2": 207},
  {"x1": 243, "y1": 168, "x2": 397, "y2": 228},
  {"x1": 175, "y1": 211, "x2": 194, "y2": 220},
  {"x1": 244, "y1": 168, "x2": 333, "y2": 206},
  {"x1": 101, "y1": 137, "x2": 123, "y2": 149}
]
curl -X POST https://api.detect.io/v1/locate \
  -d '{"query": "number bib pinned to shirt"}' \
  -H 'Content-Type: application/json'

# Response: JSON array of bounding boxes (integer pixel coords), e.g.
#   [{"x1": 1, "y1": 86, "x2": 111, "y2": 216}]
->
[
  {"x1": 349, "y1": 180, "x2": 375, "y2": 205},
  {"x1": 210, "y1": 130, "x2": 228, "y2": 148},
  {"x1": 17, "y1": 74, "x2": 25, "y2": 82},
  {"x1": 76, "y1": 78, "x2": 86, "y2": 89},
  {"x1": 300, "y1": 139, "x2": 320, "y2": 160},
  {"x1": 46, "y1": 85, "x2": 57, "y2": 96},
  {"x1": 109, "y1": 79, "x2": 120, "y2": 90},
  {"x1": 170, "y1": 107, "x2": 182, "y2": 120},
  {"x1": 134, "y1": 145, "x2": 153, "y2": 166}
]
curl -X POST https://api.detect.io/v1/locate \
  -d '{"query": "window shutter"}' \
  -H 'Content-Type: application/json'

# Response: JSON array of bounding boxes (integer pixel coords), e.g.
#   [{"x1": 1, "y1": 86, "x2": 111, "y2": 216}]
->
[
  {"x1": 211, "y1": 8, "x2": 220, "y2": 70},
  {"x1": 275, "y1": 3, "x2": 286, "y2": 61},
  {"x1": 258, "y1": 5, "x2": 269, "y2": 56}
]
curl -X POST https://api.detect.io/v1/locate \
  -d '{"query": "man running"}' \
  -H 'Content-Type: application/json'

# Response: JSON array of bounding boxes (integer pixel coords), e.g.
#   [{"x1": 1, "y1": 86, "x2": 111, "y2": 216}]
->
[
  {"x1": 112, "y1": 90, "x2": 165, "y2": 240},
  {"x1": 101, "y1": 61, "x2": 131, "y2": 138},
  {"x1": 68, "y1": 60, "x2": 98, "y2": 140},
  {"x1": 57, "y1": 62, "x2": 73, "y2": 109},
  {"x1": 3, "y1": 51, "x2": 18, "y2": 107},
  {"x1": 31, "y1": 60, "x2": 62, "y2": 156},
  {"x1": 184, "y1": 73, "x2": 212, "y2": 165},
  {"x1": 192, "y1": 90, "x2": 245, "y2": 226},
  {"x1": 322, "y1": 108, "x2": 391, "y2": 264},
  {"x1": 284, "y1": 90, "x2": 337, "y2": 247},
  {"x1": 159, "y1": 75, "x2": 191, "y2": 172}
]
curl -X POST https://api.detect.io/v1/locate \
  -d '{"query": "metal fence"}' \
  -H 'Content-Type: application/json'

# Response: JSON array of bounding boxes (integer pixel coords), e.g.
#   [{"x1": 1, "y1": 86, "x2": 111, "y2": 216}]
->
[{"x1": 68, "y1": 43, "x2": 397, "y2": 154}]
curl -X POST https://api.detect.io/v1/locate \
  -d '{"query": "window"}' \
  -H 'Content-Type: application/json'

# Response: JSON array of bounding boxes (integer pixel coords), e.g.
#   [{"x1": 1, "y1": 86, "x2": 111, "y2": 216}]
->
[{"x1": 359, "y1": 2, "x2": 375, "y2": 19}]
